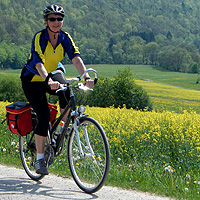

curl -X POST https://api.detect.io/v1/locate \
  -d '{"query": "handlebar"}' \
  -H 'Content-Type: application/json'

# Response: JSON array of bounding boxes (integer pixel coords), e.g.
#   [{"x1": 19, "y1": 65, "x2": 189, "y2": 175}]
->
[
  {"x1": 66, "y1": 68, "x2": 98, "y2": 84},
  {"x1": 79, "y1": 68, "x2": 97, "y2": 81},
  {"x1": 55, "y1": 68, "x2": 97, "y2": 93}
]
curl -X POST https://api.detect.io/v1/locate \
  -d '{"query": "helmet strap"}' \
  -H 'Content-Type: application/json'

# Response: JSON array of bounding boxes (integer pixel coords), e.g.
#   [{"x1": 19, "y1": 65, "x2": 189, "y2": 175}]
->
[{"x1": 47, "y1": 26, "x2": 60, "y2": 39}]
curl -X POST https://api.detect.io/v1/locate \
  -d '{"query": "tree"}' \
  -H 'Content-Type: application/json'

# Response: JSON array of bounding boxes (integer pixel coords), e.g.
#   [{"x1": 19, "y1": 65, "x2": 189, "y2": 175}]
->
[
  {"x1": 189, "y1": 62, "x2": 198, "y2": 73},
  {"x1": 112, "y1": 45, "x2": 124, "y2": 64},
  {"x1": 83, "y1": 49, "x2": 98, "y2": 64},
  {"x1": 167, "y1": 31, "x2": 172, "y2": 39},
  {"x1": 143, "y1": 42, "x2": 159, "y2": 65},
  {"x1": 0, "y1": 48, "x2": 7, "y2": 69},
  {"x1": 12, "y1": 46, "x2": 28, "y2": 69},
  {"x1": 112, "y1": 67, "x2": 152, "y2": 110},
  {"x1": 157, "y1": 46, "x2": 193, "y2": 72}
]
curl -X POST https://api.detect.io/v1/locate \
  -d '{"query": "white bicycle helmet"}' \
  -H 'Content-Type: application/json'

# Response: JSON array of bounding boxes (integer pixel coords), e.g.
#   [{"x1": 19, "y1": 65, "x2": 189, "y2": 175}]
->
[{"x1": 43, "y1": 5, "x2": 65, "y2": 19}]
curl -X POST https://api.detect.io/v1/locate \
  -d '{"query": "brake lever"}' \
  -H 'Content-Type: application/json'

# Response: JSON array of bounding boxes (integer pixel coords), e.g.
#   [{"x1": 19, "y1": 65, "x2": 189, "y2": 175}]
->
[
  {"x1": 55, "y1": 84, "x2": 68, "y2": 93},
  {"x1": 94, "y1": 78, "x2": 98, "y2": 85},
  {"x1": 76, "y1": 83, "x2": 93, "y2": 91}
]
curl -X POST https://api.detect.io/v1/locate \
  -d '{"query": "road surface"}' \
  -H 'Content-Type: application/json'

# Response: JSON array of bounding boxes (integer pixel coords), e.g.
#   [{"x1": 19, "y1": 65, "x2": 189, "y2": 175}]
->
[{"x1": 0, "y1": 164, "x2": 175, "y2": 200}]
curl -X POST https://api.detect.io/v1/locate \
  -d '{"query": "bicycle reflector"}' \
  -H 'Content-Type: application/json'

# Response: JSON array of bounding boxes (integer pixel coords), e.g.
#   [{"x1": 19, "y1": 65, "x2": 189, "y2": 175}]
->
[{"x1": 78, "y1": 105, "x2": 85, "y2": 114}]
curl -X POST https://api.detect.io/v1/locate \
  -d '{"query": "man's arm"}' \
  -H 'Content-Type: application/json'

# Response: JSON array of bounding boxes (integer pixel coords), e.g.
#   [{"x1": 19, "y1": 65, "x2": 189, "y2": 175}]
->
[
  {"x1": 72, "y1": 56, "x2": 94, "y2": 87},
  {"x1": 36, "y1": 63, "x2": 60, "y2": 90},
  {"x1": 36, "y1": 63, "x2": 48, "y2": 80}
]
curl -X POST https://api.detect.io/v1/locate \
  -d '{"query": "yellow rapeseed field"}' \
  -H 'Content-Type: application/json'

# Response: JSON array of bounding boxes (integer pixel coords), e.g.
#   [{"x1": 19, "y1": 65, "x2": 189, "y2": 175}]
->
[
  {"x1": 1, "y1": 101, "x2": 200, "y2": 198},
  {"x1": 1, "y1": 101, "x2": 200, "y2": 169},
  {"x1": 86, "y1": 105, "x2": 200, "y2": 168},
  {"x1": 136, "y1": 80, "x2": 200, "y2": 113},
  {"x1": 136, "y1": 80, "x2": 200, "y2": 101},
  {"x1": 0, "y1": 101, "x2": 10, "y2": 116}
]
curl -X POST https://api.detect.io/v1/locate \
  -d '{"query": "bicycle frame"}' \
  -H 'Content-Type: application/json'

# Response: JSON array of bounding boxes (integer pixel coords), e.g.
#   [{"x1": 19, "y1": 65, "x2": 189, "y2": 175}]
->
[
  {"x1": 48, "y1": 101, "x2": 71, "y2": 156},
  {"x1": 48, "y1": 68, "x2": 97, "y2": 157}
]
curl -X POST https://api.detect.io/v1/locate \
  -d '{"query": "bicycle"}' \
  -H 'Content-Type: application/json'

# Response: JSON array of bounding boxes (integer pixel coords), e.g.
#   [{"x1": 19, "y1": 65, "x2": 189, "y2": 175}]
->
[{"x1": 19, "y1": 68, "x2": 110, "y2": 194}]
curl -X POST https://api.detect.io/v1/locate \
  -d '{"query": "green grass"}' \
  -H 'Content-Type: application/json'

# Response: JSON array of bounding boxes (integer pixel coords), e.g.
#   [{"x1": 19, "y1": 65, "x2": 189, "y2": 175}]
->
[
  {"x1": 63, "y1": 64, "x2": 200, "y2": 91},
  {"x1": 2, "y1": 65, "x2": 200, "y2": 114},
  {"x1": 92, "y1": 64, "x2": 200, "y2": 91},
  {"x1": 0, "y1": 70, "x2": 21, "y2": 79},
  {"x1": 6, "y1": 64, "x2": 200, "y2": 90}
]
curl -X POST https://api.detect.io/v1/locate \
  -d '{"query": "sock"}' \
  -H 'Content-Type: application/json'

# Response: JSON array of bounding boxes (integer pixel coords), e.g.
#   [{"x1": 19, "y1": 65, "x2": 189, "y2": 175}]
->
[{"x1": 37, "y1": 153, "x2": 44, "y2": 161}]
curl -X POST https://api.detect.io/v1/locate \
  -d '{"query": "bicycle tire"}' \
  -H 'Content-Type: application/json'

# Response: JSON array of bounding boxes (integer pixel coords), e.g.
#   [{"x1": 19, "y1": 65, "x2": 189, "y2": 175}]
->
[
  {"x1": 67, "y1": 116, "x2": 110, "y2": 194},
  {"x1": 19, "y1": 133, "x2": 44, "y2": 181}
]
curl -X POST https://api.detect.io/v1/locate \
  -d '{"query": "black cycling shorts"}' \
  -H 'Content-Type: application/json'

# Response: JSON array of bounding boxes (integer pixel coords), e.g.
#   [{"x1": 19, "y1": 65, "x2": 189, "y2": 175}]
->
[{"x1": 22, "y1": 81, "x2": 70, "y2": 137}]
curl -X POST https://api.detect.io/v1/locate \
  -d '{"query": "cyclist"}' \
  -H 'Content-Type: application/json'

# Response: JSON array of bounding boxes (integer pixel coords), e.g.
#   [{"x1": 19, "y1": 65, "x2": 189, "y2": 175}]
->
[{"x1": 20, "y1": 5, "x2": 94, "y2": 175}]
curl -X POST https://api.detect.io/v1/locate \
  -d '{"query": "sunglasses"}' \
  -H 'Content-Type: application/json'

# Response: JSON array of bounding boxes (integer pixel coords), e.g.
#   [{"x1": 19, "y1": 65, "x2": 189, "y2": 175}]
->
[{"x1": 47, "y1": 17, "x2": 63, "y2": 22}]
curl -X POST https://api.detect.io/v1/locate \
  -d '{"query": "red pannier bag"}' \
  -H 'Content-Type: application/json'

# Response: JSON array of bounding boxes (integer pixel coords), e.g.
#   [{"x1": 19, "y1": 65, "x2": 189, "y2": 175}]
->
[
  {"x1": 6, "y1": 102, "x2": 32, "y2": 136},
  {"x1": 48, "y1": 103, "x2": 58, "y2": 127}
]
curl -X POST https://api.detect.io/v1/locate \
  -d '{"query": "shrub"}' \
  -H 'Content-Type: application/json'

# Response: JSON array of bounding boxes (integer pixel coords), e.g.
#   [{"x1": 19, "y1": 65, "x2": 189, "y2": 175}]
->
[
  {"x1": 0, "y1": 78, "x2": 26, "y2": 102},
  {"x1": 112, "y1": 67, "x2": 152, "y2": 110},
  {"x1": 0, "y1": 77, "x2": 59, "y2": 104},
  {"x1": 76, "y1": 67, "x2": 152, "y2": 110}
]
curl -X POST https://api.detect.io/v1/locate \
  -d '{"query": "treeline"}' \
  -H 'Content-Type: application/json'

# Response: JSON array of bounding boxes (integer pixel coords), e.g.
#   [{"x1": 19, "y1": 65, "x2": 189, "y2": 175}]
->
[{"x1": 1, "y1": 0, "x2": 200, "y2": 73}]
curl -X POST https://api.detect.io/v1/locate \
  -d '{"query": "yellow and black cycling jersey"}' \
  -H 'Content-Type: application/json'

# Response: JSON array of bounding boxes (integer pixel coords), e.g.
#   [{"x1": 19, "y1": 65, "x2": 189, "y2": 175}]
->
[{"x1": 21, "y1": 28, "x2": 80, "y2": 82}]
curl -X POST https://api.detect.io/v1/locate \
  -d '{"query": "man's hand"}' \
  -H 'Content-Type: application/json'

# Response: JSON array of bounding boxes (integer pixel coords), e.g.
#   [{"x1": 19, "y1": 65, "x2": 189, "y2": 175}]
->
[
  {"x1": 48, "y1": 78, "x2": 60, "y2": 90},
  {"x1": 85, "y1": 79, "x2": 94, "y2": 88}
]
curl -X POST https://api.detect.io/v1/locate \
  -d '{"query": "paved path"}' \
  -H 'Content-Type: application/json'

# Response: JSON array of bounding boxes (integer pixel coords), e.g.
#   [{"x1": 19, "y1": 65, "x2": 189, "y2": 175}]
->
[{"x1": 0, "y1": 164, "x2": 175, "y2": 200}]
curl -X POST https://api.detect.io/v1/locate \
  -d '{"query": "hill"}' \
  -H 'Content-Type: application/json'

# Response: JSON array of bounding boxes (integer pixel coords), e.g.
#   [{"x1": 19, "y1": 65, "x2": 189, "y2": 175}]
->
[{"x1": 0, "y1": 0, "x2": 200, "y2": 72}]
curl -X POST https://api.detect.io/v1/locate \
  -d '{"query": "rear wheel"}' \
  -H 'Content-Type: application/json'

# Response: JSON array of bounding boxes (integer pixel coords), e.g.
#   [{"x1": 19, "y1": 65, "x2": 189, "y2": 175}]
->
[
  {"x1": 19, "y1": 133, "x2": 44, "y2": 181},
  {"x1": 67, "y1": 117, "x2": 110, "y2": 193}
]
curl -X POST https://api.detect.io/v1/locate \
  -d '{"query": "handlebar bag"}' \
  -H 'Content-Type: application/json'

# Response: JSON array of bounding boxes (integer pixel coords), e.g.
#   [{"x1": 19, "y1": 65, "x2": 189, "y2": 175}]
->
[{"x1": 6, "y1": 102, "x2": 32, "y2": 136}]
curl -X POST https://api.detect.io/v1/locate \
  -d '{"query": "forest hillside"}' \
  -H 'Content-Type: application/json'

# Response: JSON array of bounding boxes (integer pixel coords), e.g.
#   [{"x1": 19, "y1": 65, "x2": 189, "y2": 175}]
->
[{"x1": 0, "y1": 0, "x2": 200, "y2": 73}]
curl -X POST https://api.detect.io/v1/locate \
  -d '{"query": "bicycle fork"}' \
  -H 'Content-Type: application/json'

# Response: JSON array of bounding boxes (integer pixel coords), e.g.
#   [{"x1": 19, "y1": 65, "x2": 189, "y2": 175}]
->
[{"x1": 73, "y1": 119, "x2": 95, "y2": 158}]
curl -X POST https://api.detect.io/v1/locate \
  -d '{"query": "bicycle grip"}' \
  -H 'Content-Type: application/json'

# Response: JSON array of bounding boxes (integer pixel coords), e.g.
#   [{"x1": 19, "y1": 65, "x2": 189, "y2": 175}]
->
[{"x1": 94, "y1": 78, "x2": 98, "y2": 85}]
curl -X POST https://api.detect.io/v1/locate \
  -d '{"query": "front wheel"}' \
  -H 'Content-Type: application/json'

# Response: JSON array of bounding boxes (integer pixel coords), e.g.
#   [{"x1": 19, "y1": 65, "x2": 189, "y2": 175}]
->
[
  {"x1": 19, "y1": 133, "x2": 44, "y2": 181},
  {"x1": 67, "y1": 117, "x2": 110, "y2": 194}
]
